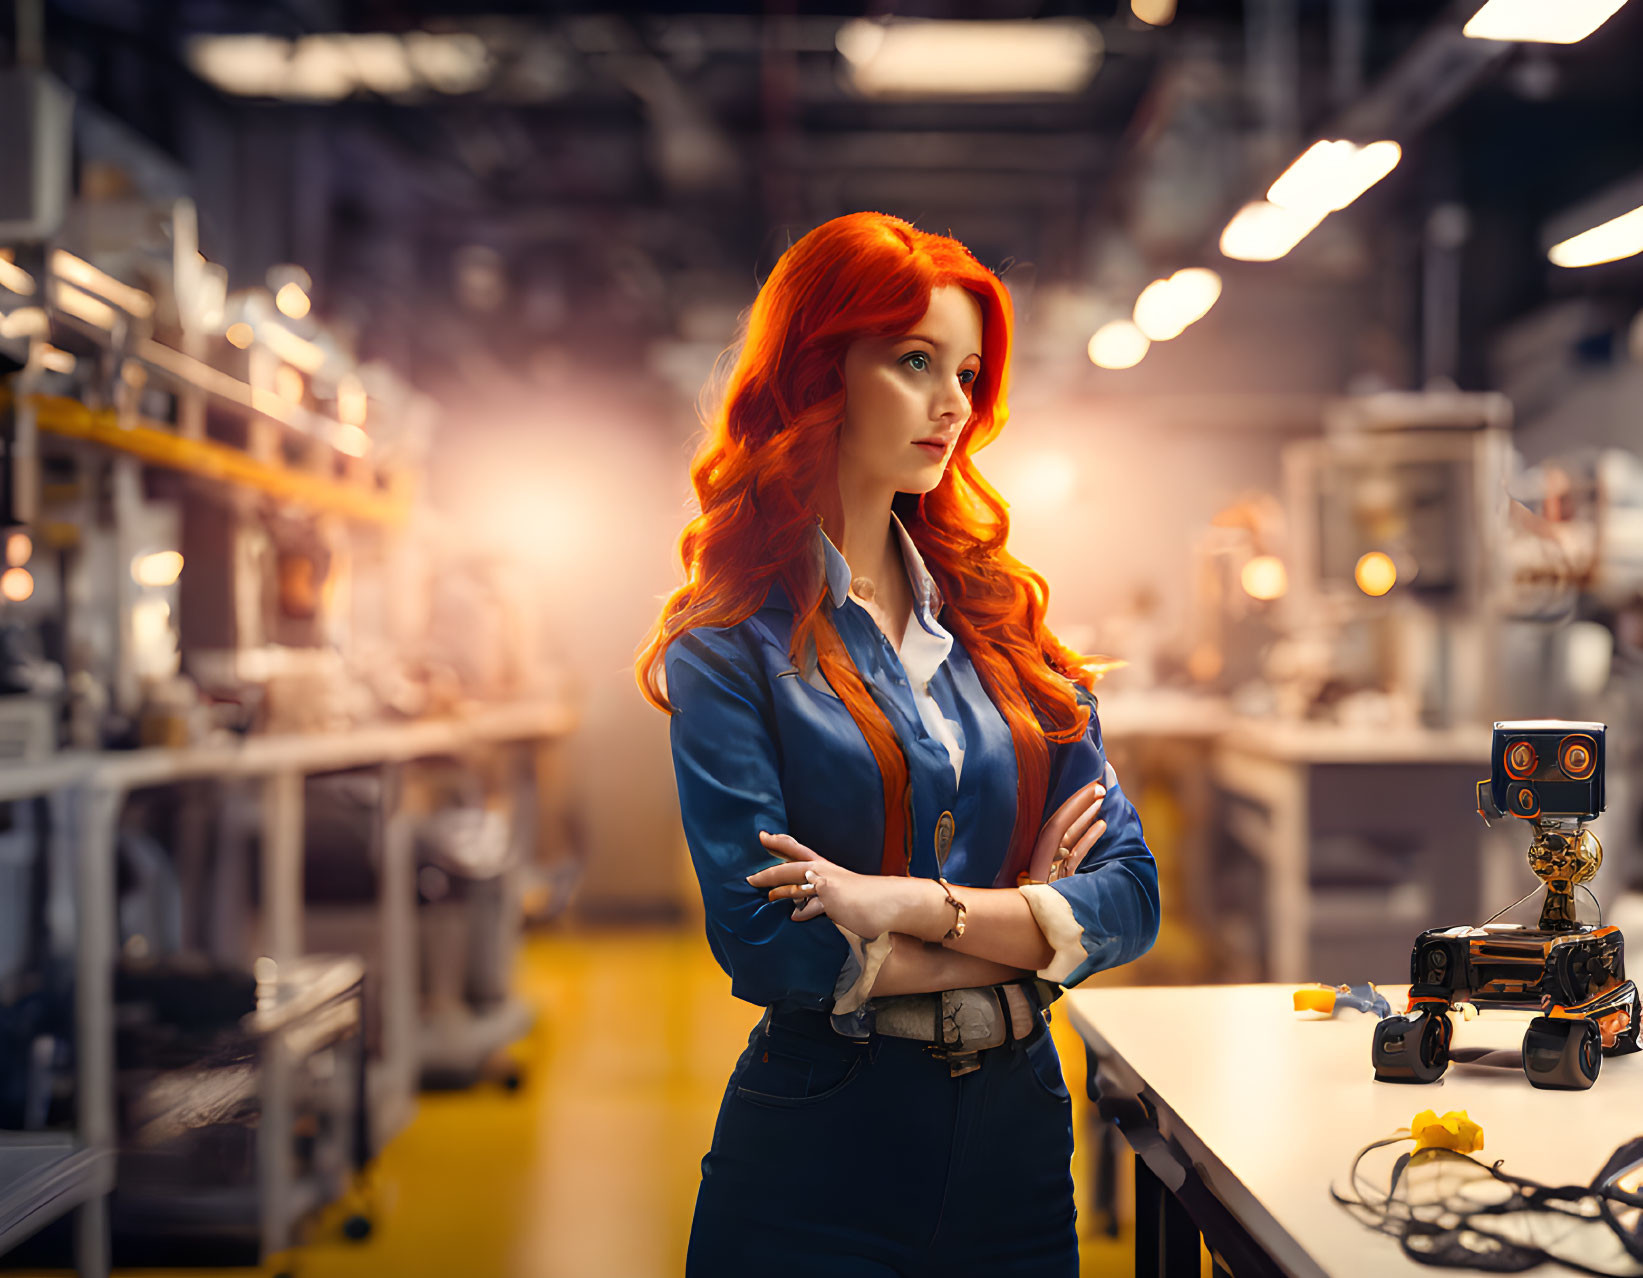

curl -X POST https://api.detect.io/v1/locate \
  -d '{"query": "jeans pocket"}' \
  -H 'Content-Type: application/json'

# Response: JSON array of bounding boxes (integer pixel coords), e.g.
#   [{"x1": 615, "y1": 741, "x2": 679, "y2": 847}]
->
[
  {"x1": 1022, "y1": 1024, "x2": 1071, "y2": 1104},
  {"x1": 734, "y1": 1031, "x2": 869, "y2": 1109}
]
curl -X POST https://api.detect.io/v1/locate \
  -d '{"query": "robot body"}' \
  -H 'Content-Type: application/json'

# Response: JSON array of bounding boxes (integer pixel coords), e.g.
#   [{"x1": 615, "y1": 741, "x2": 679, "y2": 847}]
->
[{"x1": 1372, "y1": 722, "x2": 1642, "y2": 1090}]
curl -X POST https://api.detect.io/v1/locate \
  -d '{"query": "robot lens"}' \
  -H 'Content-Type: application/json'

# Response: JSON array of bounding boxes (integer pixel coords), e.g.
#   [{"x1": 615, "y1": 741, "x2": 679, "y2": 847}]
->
[
  {"x1": 1559, "y1": 737, "x2": 1596, "y2": 780},
  {"x1": 1510, "y1": 783, "x2": 1540, "y2": 818},
  {"x1": 1506, "y1": 741, "x2": 1537, "y2": 779}
]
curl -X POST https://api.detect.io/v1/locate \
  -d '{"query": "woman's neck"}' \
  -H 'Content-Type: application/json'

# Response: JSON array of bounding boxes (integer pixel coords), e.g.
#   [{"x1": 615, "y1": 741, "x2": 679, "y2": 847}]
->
[{"x1": 824, "y1": 480, "x2": 899, "y2": 601}]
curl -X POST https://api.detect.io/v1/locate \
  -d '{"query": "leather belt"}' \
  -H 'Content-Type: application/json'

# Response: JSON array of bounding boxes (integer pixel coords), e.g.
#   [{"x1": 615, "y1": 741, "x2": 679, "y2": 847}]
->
[{"x1": 869, "y1": 981, "x2": 1044, "y2": 1077}]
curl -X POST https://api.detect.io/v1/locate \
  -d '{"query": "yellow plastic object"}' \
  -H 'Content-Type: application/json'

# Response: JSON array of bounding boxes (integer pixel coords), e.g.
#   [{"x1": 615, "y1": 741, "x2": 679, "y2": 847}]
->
[
  {"x1": 1292, "y1": 985, "x2": 1339, "y2": 1014},
  {"x1": 1410, "y1": 1109, "x2": 1484, "y2": 1154}
]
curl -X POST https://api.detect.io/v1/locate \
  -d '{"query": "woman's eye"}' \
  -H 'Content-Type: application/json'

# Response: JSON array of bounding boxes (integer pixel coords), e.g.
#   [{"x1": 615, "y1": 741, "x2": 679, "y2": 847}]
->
[
  {"x1": 958, "y1": 369, "x2": 976, "y2": 385},
  {"x1": 902, "y1": 352, "x2": 930, "y2": 371}
]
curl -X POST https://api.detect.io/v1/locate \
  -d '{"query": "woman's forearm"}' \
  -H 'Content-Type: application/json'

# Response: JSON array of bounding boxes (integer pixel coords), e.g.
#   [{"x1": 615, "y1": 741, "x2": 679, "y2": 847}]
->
[
  {"x1": 895, "y1": 880, "x2": 1057, "y2": 973},
  {"x1": 867, "y1": 933, "x2": 1031, "y2": 997}
]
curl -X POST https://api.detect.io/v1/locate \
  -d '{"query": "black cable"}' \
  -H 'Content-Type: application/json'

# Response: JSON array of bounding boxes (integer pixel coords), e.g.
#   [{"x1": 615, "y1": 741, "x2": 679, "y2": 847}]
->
[{"x1": 1334, "y1": 1132, "x2": 1643, "y2": 1275}]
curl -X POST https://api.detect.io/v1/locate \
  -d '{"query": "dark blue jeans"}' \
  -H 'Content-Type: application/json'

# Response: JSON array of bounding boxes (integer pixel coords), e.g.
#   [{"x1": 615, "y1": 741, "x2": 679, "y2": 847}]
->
[{"x1": 686, "y1": 1005, "x2": 1079, "y2": 1277}]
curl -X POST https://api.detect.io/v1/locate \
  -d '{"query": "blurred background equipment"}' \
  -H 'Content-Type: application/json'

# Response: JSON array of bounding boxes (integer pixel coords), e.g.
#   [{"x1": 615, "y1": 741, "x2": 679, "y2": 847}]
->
[{"x1": 1, "y1": 0, "x2": 1643, "y2": 1273}]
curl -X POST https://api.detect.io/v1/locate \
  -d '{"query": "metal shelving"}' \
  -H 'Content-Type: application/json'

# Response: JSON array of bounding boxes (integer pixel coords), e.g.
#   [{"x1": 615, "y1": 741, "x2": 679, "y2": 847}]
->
[
  {"x1": 0, "y1": 1136, "x2": 115, "y2": 1258},
  {"x1": 0, "y1": 702, "x2": 576, "y2": 1272}
]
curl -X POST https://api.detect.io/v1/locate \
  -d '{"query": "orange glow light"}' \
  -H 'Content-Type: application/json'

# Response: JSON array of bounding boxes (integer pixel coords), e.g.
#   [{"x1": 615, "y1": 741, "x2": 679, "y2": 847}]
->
[
  {"x1": 1355, "y1": 551, "x2": 1397, "y2": 597},
  {"x1": 1240, "y1": 554, "x2": 1288, "y2": 601},
  {"x1": 1, "y1": 567, "x2": 34, "y2": 602}
]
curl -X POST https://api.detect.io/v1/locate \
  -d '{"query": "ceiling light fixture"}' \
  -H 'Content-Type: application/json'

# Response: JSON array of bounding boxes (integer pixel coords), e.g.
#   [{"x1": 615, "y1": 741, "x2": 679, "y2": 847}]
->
[
  {"x1": 1463, "y1": 0, "x2": 1631, "y2": 44},
  {"x1": 1267, "y1": 140, "x2": 1402, "y2": 217},
  {"x1": 1549, "y1": 204, "x2": 1643, "y2": 268},
  {"x1": 1087, "y1": 320, "x2": 1150, "y2": 370},
  {"x1": 1133, "y1": 268, "x2": 1223, "y2": 341},
  {"x1": 1219, "y1": 201, "x2": 1324, "y2": 262},
  {"x1": 1132, "y1": 0, "x2": 1178, "y2": 27},
  {"x1": 185, "y1": 32, "x2": 490, "y2": 101},
  {"x1": 836, "y1": 19, "x2": 1103, "y2": 98}
]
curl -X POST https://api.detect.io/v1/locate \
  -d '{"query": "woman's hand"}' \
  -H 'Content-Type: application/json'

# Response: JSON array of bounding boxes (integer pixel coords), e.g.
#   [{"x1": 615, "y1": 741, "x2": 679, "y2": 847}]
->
[
  {"x1": 746, "y1": 831, "x2": 946, "y2": 940},
  {"x1": 1023, "y1": 779, "x2": 1107, "y2": 885}
]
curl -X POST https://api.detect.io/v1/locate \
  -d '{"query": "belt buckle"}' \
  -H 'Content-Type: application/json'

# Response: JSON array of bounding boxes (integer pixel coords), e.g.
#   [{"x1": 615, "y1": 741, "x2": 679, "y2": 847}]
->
[{"x1": 930, "y1": 988, "x2": 1007, "y2": 1077}]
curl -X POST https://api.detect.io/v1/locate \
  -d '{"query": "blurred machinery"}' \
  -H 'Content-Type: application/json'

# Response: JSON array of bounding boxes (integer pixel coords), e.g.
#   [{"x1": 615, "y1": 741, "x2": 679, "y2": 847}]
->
[
  {"x1": 1280, "y1": 391, "x2": 1514, "y2": 730},
  {"x1": 0, "y1": 70, "x2": 579, "y2": 1273},
  {"x1": 1502, "y1": 446, "x2": 1643, "y2": 910},
  {"x1": 1189, "y1": 392, "x2": 1643, "y2": 985}
]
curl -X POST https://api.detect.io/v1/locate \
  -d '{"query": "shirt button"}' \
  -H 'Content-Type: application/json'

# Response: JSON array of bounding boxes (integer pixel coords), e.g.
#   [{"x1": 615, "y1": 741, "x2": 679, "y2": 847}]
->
[{"x1": 934, "y1": 810, "x2": 955, "y2": 868}]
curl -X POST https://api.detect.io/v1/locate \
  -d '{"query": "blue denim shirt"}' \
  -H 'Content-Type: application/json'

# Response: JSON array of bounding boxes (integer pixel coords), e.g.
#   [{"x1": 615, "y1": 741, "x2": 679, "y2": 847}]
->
[{"x1": 664, "y1": 526, "x2": 1161, "y2": 1015}]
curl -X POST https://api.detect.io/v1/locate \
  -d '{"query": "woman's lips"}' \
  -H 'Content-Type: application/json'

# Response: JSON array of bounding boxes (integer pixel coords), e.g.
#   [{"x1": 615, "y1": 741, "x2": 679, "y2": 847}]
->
[{"x1": 914, "y1": 441, "x2": 946, "y2": 459}]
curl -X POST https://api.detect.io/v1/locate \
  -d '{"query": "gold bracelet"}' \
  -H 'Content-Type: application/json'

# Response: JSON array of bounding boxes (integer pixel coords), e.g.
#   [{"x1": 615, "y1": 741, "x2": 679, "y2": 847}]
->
[{"x1": 934, "y1": 875, "x2": 967, "y2": 941}]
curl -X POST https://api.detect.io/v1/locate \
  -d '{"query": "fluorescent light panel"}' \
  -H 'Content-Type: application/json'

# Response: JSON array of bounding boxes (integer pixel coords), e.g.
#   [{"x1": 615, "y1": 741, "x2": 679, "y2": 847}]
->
[
  {"x1": 837, "y1": 19, "x2": 1102, "y2": 97},
  {"x1": 1087, "y1": 320, "x2": 1150, "y2": 370},
  {"x1": 1219, "y1": 201, "x2": 1323, "y2": 262},
  {"x1": 1133, "y1": 268, "x2": 1222, "y2": 342},
  {"x1": 186, "y1": 32, "x2": 490, "y2": 101},
  {"x1": 1267, "y1": 140, "x2": 1401, "y2": 216},
  {"x1": 1549, "y1": 204, "x2": 1643, "y2": 267},
  {"x1": 1463, "y1": 0, "x2": 1631, "y2": 44}
]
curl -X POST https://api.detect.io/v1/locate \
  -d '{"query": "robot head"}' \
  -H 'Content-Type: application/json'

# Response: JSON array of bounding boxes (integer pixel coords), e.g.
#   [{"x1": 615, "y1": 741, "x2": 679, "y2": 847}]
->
[{"x1": 1477, "y1": 720, "x2": 1605, "y2": 824}]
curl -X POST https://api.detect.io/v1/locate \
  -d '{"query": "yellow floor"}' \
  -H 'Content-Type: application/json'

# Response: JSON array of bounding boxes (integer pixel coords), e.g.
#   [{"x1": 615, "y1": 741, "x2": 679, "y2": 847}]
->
[{"x1": 29, "y1": 929, "x2": 1150, "y2": 1277}]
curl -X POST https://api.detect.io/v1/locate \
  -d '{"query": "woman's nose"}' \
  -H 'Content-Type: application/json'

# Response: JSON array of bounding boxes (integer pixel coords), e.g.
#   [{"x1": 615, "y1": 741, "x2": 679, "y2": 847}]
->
[{"x1": 933, "y1": 377, "x2": 969, "y2": 422}]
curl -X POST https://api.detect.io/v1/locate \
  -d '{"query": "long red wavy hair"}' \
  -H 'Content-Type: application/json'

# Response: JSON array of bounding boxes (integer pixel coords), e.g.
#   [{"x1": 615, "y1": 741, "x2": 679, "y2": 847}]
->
[{"x1": 637, "y1": 211, "x2": 1100, "y2": 887}]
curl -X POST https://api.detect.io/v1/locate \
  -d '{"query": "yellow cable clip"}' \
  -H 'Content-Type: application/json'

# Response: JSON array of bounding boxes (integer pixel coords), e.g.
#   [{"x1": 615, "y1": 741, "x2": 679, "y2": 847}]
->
[{"x1": 1410, "y1": 1109, "x2": 1484, "y2": 1155}]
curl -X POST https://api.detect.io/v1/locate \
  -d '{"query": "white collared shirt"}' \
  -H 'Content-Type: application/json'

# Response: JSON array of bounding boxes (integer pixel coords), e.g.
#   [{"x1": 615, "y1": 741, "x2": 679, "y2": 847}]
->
[{"x1": 816, "y1": 516, "x2": 965, "y2": 786}]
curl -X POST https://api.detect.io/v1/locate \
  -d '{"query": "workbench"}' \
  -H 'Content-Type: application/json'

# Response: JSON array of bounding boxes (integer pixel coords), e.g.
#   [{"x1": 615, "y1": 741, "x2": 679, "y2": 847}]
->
[{"x1": 1065, "y1": 983, "x2": 1643, "y2": 1277}]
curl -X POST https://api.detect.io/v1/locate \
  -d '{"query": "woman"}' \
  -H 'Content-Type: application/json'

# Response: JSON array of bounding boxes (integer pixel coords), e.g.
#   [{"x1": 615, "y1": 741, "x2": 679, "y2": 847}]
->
[{"x1": 636, "y1": 212, "x2": 1160, "y2": 1277}]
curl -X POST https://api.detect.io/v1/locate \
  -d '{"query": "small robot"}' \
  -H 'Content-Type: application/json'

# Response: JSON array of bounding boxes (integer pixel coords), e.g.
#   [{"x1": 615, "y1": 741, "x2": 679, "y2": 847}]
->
[{"x1": 1371, "y1": 720, "x2": 1641, "y2": 1090}]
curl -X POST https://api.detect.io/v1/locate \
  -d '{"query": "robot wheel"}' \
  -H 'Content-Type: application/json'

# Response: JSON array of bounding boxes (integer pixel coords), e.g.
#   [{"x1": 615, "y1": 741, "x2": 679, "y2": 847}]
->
[
  {"x1": 1523, "y1": 1016, "x2": 1602, "y2": 1090},
  {"x1": 1372, "y1": 1010, "x2": 1451, "y2": 1084}
]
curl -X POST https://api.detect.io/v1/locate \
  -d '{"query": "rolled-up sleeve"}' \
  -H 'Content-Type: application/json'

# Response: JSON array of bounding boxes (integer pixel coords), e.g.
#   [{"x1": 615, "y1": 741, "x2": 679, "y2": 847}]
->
[
  {"x1": 1019, "y1": 688, "x2": 1160, "y2": 988},
  {"x1": 666, "y1": 629, "x2": 852, "y2": 1011}
]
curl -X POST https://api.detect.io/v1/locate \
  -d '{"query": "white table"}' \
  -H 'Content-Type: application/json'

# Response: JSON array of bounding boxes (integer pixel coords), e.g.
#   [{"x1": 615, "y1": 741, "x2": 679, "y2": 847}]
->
[{"x1": 1064, "y1": 983, "x2": 1643, "y2": 1278}]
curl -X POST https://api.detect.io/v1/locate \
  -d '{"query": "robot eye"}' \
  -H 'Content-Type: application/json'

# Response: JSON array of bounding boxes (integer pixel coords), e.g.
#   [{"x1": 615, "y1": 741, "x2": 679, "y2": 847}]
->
[
  {"x1": 1505, "y1": 741, "x2": 1537, "y2": 779},
  {"x1": 1560, "y1": 736, "x2": 1596, "y2": 780}
]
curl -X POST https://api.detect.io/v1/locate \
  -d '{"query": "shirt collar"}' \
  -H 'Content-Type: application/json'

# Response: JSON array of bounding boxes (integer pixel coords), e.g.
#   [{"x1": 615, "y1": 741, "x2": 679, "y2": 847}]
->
[
  {"x1": 760, "y1": 516, "x2": 947, "y2": 622},
  {"x1": 817, "y1": 514, "x2": 945, "y2": 621}
]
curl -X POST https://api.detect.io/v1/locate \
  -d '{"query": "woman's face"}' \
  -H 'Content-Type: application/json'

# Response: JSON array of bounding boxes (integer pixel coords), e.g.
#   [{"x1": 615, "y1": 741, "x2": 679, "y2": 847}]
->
[{"x1": 838, "y1": 284, "x2": 983, "y2": 499}]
